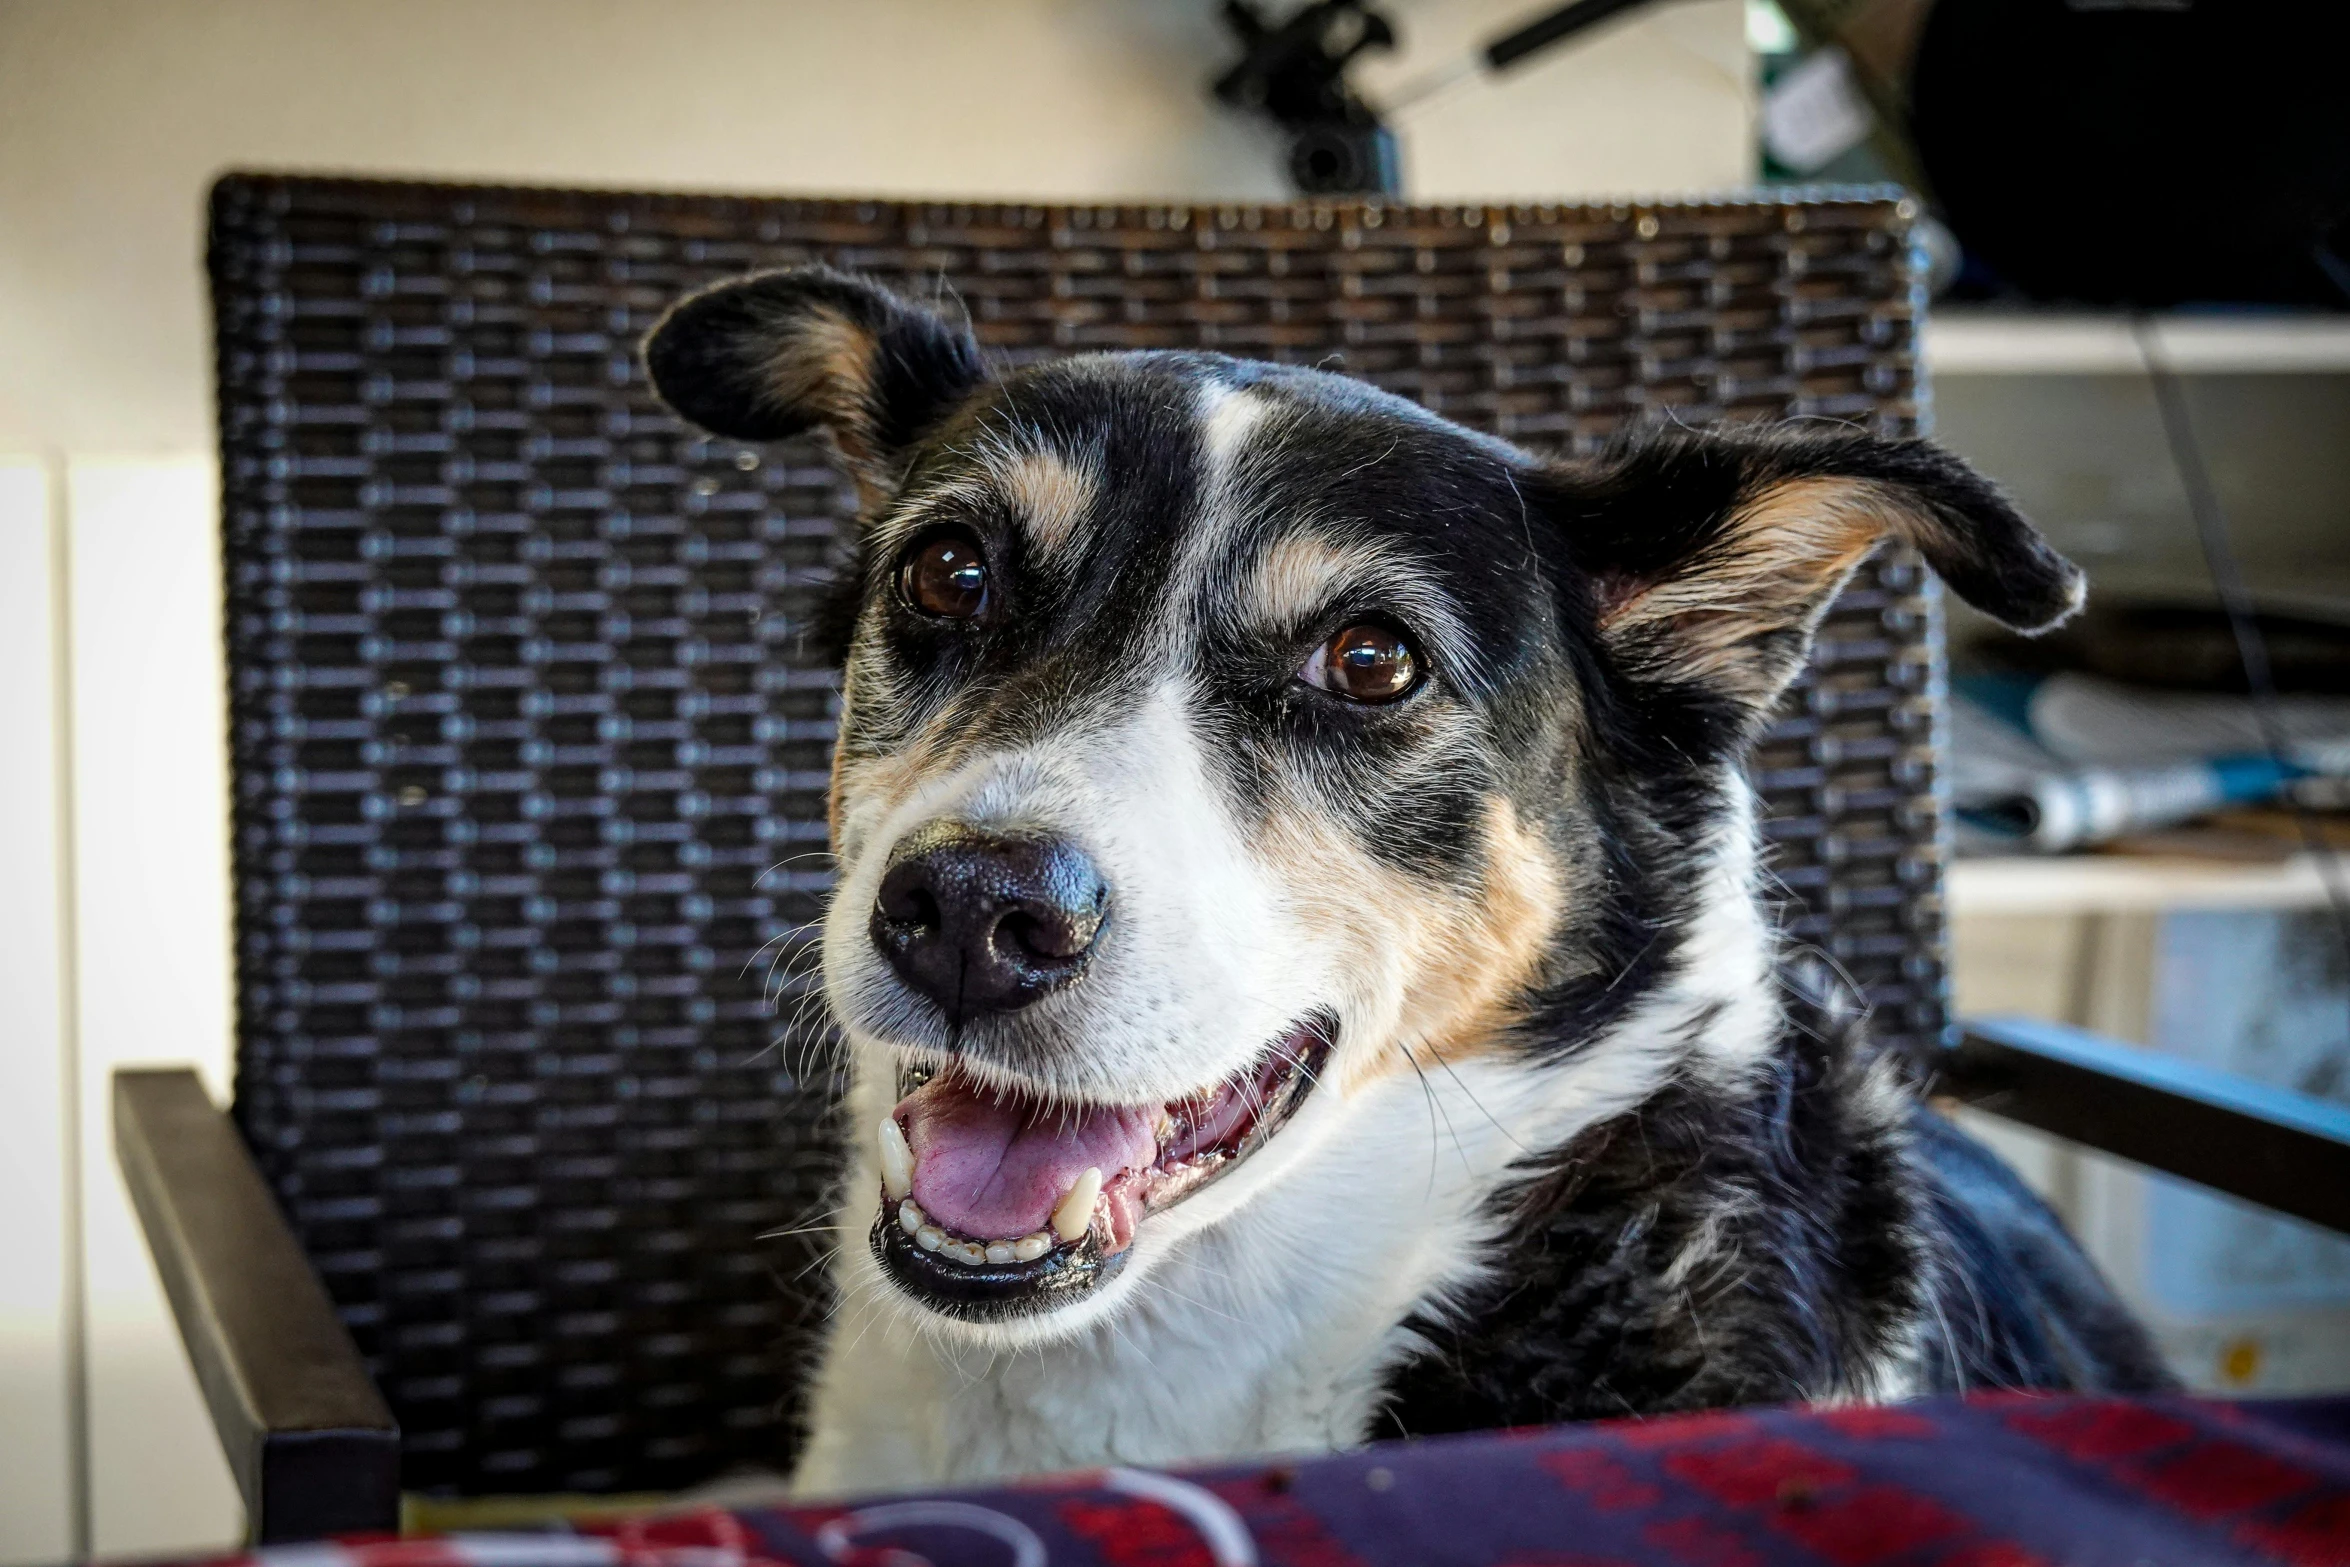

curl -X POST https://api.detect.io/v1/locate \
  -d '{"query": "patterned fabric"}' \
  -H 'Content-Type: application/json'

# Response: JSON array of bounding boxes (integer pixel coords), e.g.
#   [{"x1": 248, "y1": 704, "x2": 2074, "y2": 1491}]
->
[{"x1": 150, "y1": 1395, "x2": 2349, "y2": 1567}]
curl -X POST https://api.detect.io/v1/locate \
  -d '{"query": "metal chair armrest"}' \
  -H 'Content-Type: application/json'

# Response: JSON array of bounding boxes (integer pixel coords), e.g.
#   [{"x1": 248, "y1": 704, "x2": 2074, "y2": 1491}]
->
[
  {"x1": 113, "y1": 1068, "x2": 401, "y2": 1542},
  {"x1": 1942, "y1": 1016, "x2": 2350, "y2": 1237}
]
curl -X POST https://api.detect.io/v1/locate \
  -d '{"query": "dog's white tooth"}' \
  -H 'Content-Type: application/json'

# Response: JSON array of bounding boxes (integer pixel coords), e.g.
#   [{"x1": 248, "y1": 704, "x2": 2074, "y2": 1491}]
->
[
  {"x1": 956, "y1": 1242, "x2": 987, "y2": 1265},
  {"x1": 916, "y1": 1225, "x2": 946, "y2": 1252},
  {"x1": 898, "y1": 1200, "x2": 924, "y2": 1236},
  {"x1": 1012, "y1": 1233, "x2": 1051, "y2": 1262},
  {"x1": 985, "y1": 1242, "x2": 1015, "y2": 1265},
  {"x1": 877, "y1": 1117, "x2": 914, "y2": 1201},
  {"x1": 1051, "y1": 1167, "x2": 1103, "y2": 1243}
]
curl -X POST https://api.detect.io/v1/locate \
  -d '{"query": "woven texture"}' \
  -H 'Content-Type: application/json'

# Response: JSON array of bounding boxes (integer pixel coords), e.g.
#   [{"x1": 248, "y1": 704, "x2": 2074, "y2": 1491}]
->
[{"x1": 210, "y1": 175, "x2": 1946, "y2": 1497}]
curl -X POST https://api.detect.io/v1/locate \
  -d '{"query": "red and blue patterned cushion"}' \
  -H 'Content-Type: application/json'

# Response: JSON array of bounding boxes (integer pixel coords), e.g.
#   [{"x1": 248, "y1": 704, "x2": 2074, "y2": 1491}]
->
[{"x1": 163, "y1": 1394, "x2": 2350, "y2": 1567}]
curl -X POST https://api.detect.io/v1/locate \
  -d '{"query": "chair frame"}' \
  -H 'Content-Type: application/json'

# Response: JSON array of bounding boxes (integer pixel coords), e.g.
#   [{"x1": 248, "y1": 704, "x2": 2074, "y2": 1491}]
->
[
  {"x1": 124, "y1": 174, "x2": 2350, "y2": 1543},
  {"x1": 118, "y1": 1026, "x2": 2350, "y2": 1540}
]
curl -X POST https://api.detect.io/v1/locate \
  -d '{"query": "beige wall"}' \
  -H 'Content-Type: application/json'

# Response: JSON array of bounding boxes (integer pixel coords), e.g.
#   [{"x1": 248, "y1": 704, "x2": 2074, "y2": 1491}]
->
[
  {"x1": 0, "y1": 0, "x2": 1750, "y2": 457},
  {"x1": 0, "y1": 2, "x2": 1749, "y2": 1557}
]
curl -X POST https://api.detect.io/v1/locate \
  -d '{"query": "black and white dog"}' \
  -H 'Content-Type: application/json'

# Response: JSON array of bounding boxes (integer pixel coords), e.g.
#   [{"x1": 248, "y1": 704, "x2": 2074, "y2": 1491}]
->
[{"x1": 644, "y1": 267, "x2": 2169, "y2": 1494}]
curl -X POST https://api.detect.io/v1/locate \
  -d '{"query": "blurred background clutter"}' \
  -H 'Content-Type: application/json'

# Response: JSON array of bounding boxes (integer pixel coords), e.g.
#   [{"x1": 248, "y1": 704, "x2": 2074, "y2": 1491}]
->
[{"x1": 2, "y1": 0, "x2": 2346, "y2": 1560}]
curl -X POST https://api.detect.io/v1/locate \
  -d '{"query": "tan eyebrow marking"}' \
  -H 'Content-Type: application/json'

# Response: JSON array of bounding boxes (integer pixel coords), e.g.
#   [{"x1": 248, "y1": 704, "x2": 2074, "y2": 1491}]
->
[
  {"x1": 1235, "y1": 529, "x2": 1486, "y2": 691},
  {"x1": 1240, "y1": 531, "x2": 1357, "y2": 631},
  {"x1": 990, "y1": 447, "x2": 1098, "y2": 560}
]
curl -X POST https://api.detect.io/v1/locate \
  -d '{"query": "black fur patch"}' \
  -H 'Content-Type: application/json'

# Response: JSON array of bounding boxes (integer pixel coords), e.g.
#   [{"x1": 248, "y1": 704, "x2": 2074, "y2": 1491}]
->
[
  {"x1": 643, "y1": 265, "x2": 983, "y2": 456},
  {"x1": 1377, "y1": 978, "x2": 2173, "y2": 1435}
]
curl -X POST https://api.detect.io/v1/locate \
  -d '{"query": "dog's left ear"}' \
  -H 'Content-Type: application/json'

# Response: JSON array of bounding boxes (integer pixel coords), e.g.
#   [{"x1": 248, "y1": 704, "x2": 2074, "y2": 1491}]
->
[
  {"x1": 1550, "y1": 425, "x2": 2084, "y2": 719},
  {"x1": 642, "y1": 265, "x2": 984, "y2": 482}
]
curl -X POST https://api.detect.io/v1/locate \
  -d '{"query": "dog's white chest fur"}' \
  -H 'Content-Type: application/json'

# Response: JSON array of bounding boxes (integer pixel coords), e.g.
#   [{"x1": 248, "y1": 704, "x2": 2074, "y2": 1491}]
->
[
  {"x1": 790, "y1": 1075, "x2": 1499, "y2": 1491},
  {"x1": 786, "y1": 975, "x2": 1751, "y2": 1496},
  {"x1": 796, "y1": 1229, "x2": 1404, "y2": 1491}
]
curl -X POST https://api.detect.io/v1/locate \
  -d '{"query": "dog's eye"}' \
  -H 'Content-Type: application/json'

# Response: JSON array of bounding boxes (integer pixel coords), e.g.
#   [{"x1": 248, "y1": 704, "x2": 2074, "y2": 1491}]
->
[
  {"x1": 897, "y1": 531, "x2": 990, "y2": 620},
  {"x1": 1301, "y1": 623, "x2": 1420, "y2": 704}
]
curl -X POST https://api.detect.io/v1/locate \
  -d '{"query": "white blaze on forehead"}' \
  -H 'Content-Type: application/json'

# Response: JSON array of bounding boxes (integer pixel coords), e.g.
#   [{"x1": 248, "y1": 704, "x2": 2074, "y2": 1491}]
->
[
  {"x1": 1200, "y1": 378, "x2": 1270, "y2": 473},
  {"x1": 1168, "y1": 380, "x2": 1271, "y2": 601}
]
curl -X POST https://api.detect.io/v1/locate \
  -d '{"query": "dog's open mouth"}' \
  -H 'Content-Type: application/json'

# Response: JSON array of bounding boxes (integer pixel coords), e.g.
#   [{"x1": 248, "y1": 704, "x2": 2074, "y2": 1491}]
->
[{"x1": 869, "y1": 1017, "x2": 1333, "y2": 1317}]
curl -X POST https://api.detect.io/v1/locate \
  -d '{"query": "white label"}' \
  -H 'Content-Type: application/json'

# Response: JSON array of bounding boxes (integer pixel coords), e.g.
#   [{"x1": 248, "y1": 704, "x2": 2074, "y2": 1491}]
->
[{"x1": 1763, "y1": 46, "x2": 1873, "y2": 174}]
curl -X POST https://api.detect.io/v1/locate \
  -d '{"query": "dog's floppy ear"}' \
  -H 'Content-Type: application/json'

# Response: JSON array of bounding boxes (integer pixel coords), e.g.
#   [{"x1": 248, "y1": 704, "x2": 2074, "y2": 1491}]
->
[
  {"x1": 643, "y1": 265, "x2": 984, "y2": 479},
  {"x1": 1553, "y1": 424, "x2": 2083, "y2": 720}
]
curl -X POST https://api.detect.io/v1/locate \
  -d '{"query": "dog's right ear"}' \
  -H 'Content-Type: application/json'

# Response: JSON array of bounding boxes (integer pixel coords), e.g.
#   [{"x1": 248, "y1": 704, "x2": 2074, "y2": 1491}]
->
[{"x1": 643, "y1": 266, "x2": 984, "y2": 479}]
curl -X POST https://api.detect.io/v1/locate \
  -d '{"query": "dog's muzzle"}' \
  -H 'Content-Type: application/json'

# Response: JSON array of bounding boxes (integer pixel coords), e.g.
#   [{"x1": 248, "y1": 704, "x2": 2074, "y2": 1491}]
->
[{"x1": 856, "y1": 818, "x2": 1332, "y2": 1321}]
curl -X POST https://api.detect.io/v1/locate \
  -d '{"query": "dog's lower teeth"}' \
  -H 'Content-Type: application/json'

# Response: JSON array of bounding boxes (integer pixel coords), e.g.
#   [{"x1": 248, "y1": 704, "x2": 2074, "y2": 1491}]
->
[{"x1": 898, "y1": 1212, "x2": 1060, "y2": 1267}]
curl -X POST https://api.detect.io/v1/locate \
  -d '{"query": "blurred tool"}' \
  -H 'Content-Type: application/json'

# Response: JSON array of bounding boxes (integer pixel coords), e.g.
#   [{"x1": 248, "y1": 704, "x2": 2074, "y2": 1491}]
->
[
  {"x1": 1213, "y1": 0, "x2": 1709, "y2": 196},
  {"x1": 1950, "y1": 672, "x2": 2350, "y2": 854},
  {"x1": 1212, "y1": 1, "x2": 1402, "y2": 195}
]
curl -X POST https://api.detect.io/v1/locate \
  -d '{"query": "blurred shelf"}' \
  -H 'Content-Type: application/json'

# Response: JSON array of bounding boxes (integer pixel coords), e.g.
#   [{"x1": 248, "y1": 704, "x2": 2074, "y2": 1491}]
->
[
  {"x1": 1951, "y1": 853, "x2": 2344, "y2": 915},
  {"x1": 1923, "y1": 313, "x2": 2350, "y2": 376}
]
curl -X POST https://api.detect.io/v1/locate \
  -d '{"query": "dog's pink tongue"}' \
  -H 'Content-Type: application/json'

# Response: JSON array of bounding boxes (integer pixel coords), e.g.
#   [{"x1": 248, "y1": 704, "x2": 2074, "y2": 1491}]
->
[{"x1": 897, "y1": 1073, "x2": 1158, "y2": 1240}]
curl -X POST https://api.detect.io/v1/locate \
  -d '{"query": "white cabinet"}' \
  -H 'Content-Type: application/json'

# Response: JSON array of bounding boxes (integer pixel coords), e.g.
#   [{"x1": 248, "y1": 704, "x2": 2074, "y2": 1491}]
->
[{"x1": 0, "y1": 457, "x2": 241, "y2": 1565}]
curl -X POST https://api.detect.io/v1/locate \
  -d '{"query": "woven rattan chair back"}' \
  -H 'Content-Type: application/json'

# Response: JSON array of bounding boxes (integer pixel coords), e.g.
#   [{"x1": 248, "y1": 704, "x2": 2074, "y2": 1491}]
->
[{"x1": 211, "y1": 175, "x2": 1947, "y2": 1496}]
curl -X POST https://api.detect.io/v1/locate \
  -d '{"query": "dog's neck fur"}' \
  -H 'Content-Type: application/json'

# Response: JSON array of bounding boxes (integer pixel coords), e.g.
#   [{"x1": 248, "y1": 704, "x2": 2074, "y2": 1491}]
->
[{"x1": 789, "y1": 784, "x2": 1786, "y2": 1495}]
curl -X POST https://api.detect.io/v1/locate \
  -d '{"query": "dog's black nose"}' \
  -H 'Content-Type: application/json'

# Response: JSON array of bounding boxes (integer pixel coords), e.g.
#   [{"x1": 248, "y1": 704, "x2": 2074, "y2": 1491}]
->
[{"x1": 870, "y1": 825, "x2": 1108, "y2": 1016}]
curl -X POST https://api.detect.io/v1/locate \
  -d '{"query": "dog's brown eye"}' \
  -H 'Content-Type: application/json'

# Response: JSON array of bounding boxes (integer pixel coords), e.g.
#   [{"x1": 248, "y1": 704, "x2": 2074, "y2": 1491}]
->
[
  {"x1": 1302, "y1": 623, "x2": 1420, "y2": 704},
  {"x1": 898, "y1": 531, "x2": 989, "y2": 620}
]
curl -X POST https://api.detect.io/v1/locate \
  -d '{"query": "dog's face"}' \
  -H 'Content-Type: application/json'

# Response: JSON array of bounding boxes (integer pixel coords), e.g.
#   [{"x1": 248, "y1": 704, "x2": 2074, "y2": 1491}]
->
[{"x1": 646, "y1": 268, "x2": 2082, "y2": 1338}]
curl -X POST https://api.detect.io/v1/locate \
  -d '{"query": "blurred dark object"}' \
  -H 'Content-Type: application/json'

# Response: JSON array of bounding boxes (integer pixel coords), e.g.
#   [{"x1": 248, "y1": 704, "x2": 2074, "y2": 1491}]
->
[
  {"x1": 1481, "y1": 0, "x2": 1701, "y2": 71},
  {"x1": 1985, "y1": 602, "x2": 2350, "y2": 697},
  {"x1": 1213, "y1": 0, "x2": 1401, "y2": 195},
  {"x1": 1909, "y1": 0, "x2": 2350, "y2": 307},
  {"x1": 1210, "y1": 0, "x2": 1711, "y2": 196}
]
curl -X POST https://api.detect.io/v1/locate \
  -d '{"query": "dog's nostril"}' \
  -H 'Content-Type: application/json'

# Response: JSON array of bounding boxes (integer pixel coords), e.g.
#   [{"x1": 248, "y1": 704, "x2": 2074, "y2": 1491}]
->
[
  {"x1": 881, "y1": 884, "x2": 942, "y2": 934},
  {"x1": 998, "y1": 909, "x2": 1092, "y2": 964}
]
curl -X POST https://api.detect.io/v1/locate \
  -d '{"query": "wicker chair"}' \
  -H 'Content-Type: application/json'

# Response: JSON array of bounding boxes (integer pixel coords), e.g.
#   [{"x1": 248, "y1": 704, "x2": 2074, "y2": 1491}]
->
[{"x1": 116, "y1": 175, "x2": 2350, "y2": 1543}]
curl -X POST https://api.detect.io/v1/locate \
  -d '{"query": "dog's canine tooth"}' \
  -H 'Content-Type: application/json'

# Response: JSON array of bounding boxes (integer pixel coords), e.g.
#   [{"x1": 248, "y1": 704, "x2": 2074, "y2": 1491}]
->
[
  {"x1": 1012, "y1": 1233, "x2": 1052, "y2": 1262},
  {"x1": 877, "y1": 1117, "x2": 914, "y2": 1201},
  {"x1": 915, "y1": 1224, "x2": 946, "y2": 1252},
  {"x1": 899, "y1": 1200, "x2": 925, "y2": 1236},
  {"x1": 1051, "y1": 1167, "x2": 1104, "y2": 1243}
]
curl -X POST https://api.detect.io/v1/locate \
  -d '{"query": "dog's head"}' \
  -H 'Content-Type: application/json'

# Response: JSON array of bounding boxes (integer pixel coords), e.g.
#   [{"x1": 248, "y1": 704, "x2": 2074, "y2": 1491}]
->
[{"x1": 646, "y1": 268, "x2": 2082, "y2": 1335}]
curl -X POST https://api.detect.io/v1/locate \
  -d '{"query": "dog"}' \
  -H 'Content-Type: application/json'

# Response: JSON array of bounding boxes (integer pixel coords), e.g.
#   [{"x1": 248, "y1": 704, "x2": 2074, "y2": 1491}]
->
[{"x1": 643, "y1": 266, "x2": 2172, "y2": 1496}]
